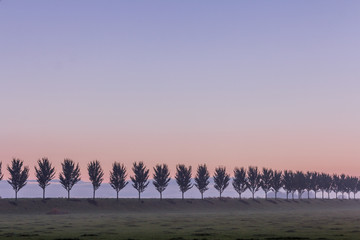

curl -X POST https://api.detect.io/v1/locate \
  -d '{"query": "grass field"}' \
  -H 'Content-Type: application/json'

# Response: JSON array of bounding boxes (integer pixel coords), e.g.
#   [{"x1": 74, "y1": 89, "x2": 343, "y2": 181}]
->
[{"x1": 0, "y1": 198, "x2": 359, "y2": 240}]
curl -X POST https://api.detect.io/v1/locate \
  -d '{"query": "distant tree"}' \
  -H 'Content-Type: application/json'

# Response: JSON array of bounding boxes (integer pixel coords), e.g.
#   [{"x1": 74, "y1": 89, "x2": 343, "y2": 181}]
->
[
  {"x1": 294, "y1": 171, "x2": 306, "y2": 199},
  {"x1": 175, "y1": 164, "x2": 192, "y2": 200},
  {"x1": 130, "y1": 162, "x2": 149, "y2": 200},
  {"x1": 232, "y1": 167, "x2": 248, "y2": 199},
  {"x1": 59, "y1": 158, "x2": 81, "y2": 199},
  {"x1": 194, "y1": 164, "x2": 210, "y2": 200},
  {"x1": 0, "y1": 162, "x2": 3, "y2": 181},
  {"x1": 110, "y1": 162, "x2": 128, "y2": 200},
  {"x1": 87, "y1": 160, "x2": 104, "y2": 200},
  {"x1": 304, "y1": 171, "x2": 312, "y2": 199},
  {"x1": 260, "y1": 168, "x2": 273, "y2": 199},
  {"x1": 247, "y1": 166, "x2": 261, "y2": 199},
  {"x1": 310, "y1": 172, "x2": 320, "y2": 199},
  {"x1": 34, "y1": 157, "x2": 56, "y2": 199},
  {"x1": 350, "y1": 177, "x2": 359, "y2": 199},
  {"x1": 153, "y1": 164, "x2": 171, "y2": 200},
  {"x1": 213, "y1": 167, "x2": 230, "y2": 199},
  {"x1": 331, "y1": 174, "x2": 340, "y2": 199},
  {"x1": 7, "y1": 158, "x2": 29, "y2": 200},
  {"x1": 339, "y1": 174, "x2": 347, "y2": 199},
  {"x1": 271, "y1": 170, "x2": 282, "y2": 199},
  {"x1": 318, "y1": 173, "x2": 332, "y2": 199},
  {"x1": 282, "y1": 170, "x2": 294, "y2": 200}
]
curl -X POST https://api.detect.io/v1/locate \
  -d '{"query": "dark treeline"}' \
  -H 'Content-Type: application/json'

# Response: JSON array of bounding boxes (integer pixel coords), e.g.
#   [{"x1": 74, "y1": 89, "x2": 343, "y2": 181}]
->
[{"x1": 0, "y1": 158, "x2": 359, "y2": 201}]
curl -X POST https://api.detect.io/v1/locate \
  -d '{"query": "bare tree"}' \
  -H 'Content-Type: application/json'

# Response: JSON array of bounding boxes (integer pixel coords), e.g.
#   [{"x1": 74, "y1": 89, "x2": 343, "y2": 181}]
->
[
  {"x1": 260, "y1": 168, "x2": 273, "y2": 199},
  {"x1": 232, "y1": 167, "x2": 247, "y2": 199},
  {"x1": 214, "y1": 167, "x2": 230, "y2": 199},
  {"x1": 247, "y1": 166, "x2": 261, "y2": 199},
  {"x1": 131, "y1": 162, "x2": 149, "y2": 200},
  {"x1": 88, "y1": 160, "x2": 104, "y2": 200},
  {"x1": 59, "y1": 159, "x2": 81, "y2": 199},
  {"x1": 110, "y1": 162, "x2": 128, "y2": 200},
  {"x1": 272, "y1": 170, "x2": 282, "y2": 199},
  {"x1": 7, "y1": 158, "x2": 29, "y2": 201},
  {"x1": 153, "y1": 164, "x2": 171, "y2": 200},
  {"x1": 175, "y1": 164, "x2": 192, "y2": 200},
  {"x1": 35, "y1": 157, "x2": 55, "y2": 199},
  {"x1": 194, "y1": 164, "x2": 210, "y2": 200}
]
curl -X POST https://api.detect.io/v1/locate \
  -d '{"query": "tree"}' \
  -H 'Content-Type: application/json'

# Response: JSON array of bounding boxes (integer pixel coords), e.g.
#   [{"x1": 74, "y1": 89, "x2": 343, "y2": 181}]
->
[
  {"x1": 213, "y1": 167, "x2": 230, "y2": 199},
  {"x1": 318, "y1": 173, "x2": 332, "y2": 199},
  {"x1": 272, "y1": 170, "x2": 282, "y2": 199},
  {"x1": 87, "y1": 160, "x2": 104, "y2": 200},
  {"x1": 110, "y1": 162, "x2": 128, "y2": 200},
  {"x1": 339, "y1": 174, "x2": 347, "y2": 199},
  {"x1": 232, "y1": 167, "x2": 248, "y2": 199},
  {"x1": 34, "y1": 157, "x2": 55, "y2": 199},
  {"x1": 175, "y1": 164, "x2": 192, "y2": 200},
  {"x1": 153, "y1": 164, "x2": 171, "y2": 200},
  {"x1": 59, "y1": 159, "x2": 81, "y2": 199},
  {"x1": 282, "y1": 170, "x2": 294, "y2": 200},
  {"x1": 7, "y1": 158, "x2": 29, "y2": 200},
  {"x1": 247, "y1": 166, "x2": 261, "y2": 199},
  {"x1": 194, "y1": 164, "x2": 210, "y2": 200},
  {"x1": 260, "y1": 168, "x2": 273, "y2": 199},
  {"x1": 331, "y1": 174, "x2": 340, "y2": 199},
  {"x1": 349, "y1": 177, "x2": 359, "y2": 199},
  {"x1": 0, "y1": 162, "x2": 3, "y2": 181},
  {"x1": 304, "y1": 171, "x2": 312, "y2": 199},
  {"x1": 294, "y1": 171, "x2": 306, "y2": 199},
  {"x1": 130, "y1": 161, "x2": 149, "y2": 200},
  {"x1": 310, "y1": 172, "x2": 320, "y2": 199}
]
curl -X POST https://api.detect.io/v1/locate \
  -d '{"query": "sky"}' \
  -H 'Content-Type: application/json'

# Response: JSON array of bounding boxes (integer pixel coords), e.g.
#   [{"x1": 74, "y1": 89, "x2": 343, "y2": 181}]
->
[{"x1": 1, "y1": 0, "x2": 360, "y2": 181}]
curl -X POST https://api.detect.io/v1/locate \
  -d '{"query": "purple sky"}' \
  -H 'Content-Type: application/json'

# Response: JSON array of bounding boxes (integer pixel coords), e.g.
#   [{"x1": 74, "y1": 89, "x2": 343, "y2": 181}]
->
[{"x1": 0, "y1": 1, "x2": 360, "y2": 180}]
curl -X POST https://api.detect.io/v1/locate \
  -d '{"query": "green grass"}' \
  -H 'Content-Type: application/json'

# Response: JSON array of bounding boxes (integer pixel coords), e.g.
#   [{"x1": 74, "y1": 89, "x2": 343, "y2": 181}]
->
[{"x1": 0, "y1": 198, "x2": 359, "y2": 240}]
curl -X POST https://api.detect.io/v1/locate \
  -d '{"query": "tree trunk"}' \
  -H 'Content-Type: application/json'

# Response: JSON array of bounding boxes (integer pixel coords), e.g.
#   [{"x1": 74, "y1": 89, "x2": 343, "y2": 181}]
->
[
  {"x1": 117, "y1": 191, "x2": 119, "y2": 201},
  {"x1": 220, "y1": 191, "x2": 222, "y2": 200},
  {"x1": 265, "y1": 191, "x2": 267, "y2": 199},
  {"x1": 314, "y1": 191, "x2": 317, "y2": 199},
  {"x1": 160, "y1": 191, "x2": 163, "y2": 200},
  {"x1": 43, "y1": 188, "x2": 45, "y2": 200},
  {"x1": 68, "y1": 190, "x2": 70, "y2": 199},
  {"x1": 252, "y1": 191, "x2": 254, "y2": 199},
  {"x1": 138, "y1": 191, "x2": 141, "y2": 201},
  {"x1": 182, "y1": 192, "x2": 184, "y2": 200},
  {"x1": 327, "y1": 191, "x2": 330, "y2": 199},
  {"x1": 275, "y1": 191, "x2": 277, "y2": 199},
  {"x1": 93, "y1": 188, "x2": 95, "y2": 200},
  {"x1": 307, "y1": 190, "x2": 310, "y2": 199},
  {"x1": 322, "y1": 190, "x2": 324, "y2": 199},
  {"x1": 291, "y1": 192, "x2": 294, "y2": 200},
  {"x1": 286, "y1": 191, "x2": 289, "y2": 200},
  {"x1": 15, "y1": 190, "x2": 18, "y2": 201},
  {"x1": 239, "y1": 193, "x2": 241, "y2": 199}
]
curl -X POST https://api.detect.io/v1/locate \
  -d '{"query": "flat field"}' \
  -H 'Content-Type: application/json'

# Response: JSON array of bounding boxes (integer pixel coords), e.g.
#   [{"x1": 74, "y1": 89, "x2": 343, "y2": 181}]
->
[{"x1": 0, "y1": 198, "x2": 359, "y2": 240}]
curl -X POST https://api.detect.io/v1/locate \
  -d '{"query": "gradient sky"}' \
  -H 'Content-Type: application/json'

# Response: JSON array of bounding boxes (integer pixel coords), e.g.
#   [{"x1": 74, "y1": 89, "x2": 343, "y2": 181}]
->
[{"x1": 1, "y1": 1, "x2": 360, "y2": 180}]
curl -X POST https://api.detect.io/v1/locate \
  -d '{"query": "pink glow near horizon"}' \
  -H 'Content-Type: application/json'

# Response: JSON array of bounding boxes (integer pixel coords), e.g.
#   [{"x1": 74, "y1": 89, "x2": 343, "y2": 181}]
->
[{"x1": 1, "y1": 1, "x2": 360, "y2": 180}]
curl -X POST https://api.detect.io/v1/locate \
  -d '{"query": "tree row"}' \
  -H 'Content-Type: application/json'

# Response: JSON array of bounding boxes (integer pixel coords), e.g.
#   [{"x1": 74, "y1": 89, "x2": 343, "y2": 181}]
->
[{"x1": 0, "y1": 158, "x2": 359, "y2": 201}]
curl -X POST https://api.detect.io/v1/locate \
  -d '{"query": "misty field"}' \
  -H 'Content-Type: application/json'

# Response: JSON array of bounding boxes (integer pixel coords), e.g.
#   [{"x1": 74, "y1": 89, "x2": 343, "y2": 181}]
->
[{"x1": 0, "y1": 199, "x2": 360, "y2": 240}]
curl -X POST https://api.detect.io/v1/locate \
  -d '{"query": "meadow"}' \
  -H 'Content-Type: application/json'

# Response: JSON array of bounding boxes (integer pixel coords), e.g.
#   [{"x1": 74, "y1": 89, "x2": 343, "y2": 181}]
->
[{"x1": 0, "y1": 198, "x2": 359, "y2": 240}]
